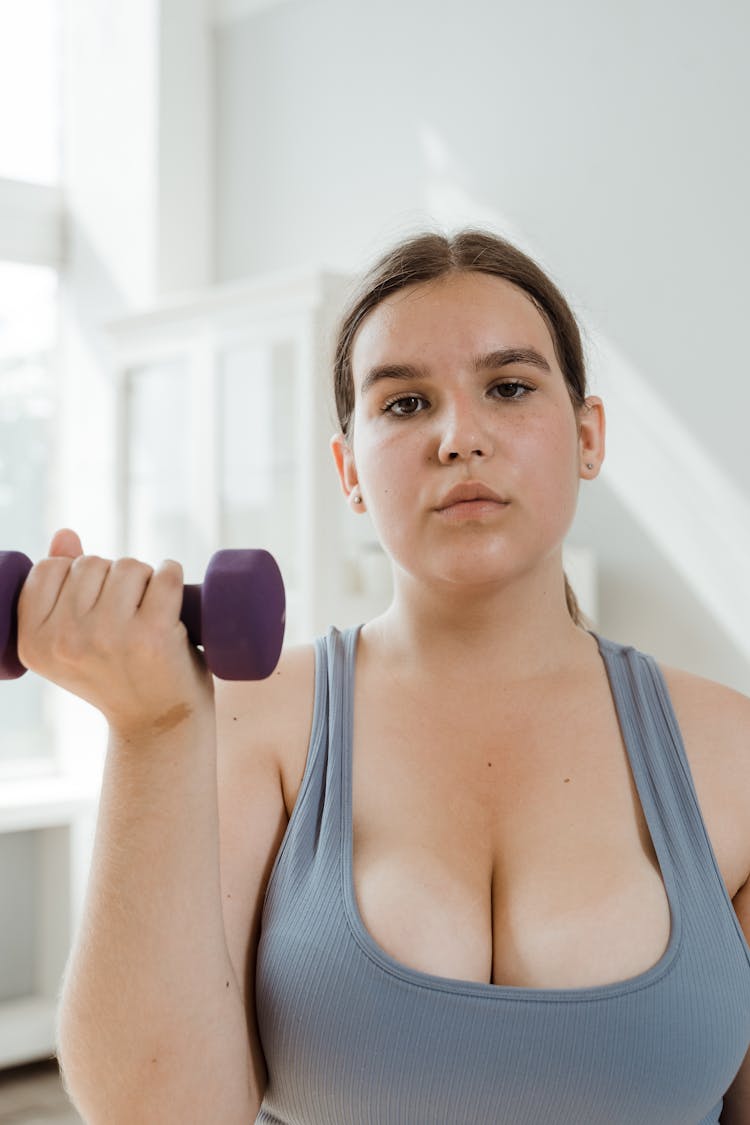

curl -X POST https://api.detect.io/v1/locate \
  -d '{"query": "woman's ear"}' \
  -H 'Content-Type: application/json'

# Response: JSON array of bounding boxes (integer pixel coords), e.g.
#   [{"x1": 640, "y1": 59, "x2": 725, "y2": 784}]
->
[
  {"x1": 330, "y1": 433, "x2": 364, "y2": 508},
  {"x1": 578, "y1": 396, "x2": 606, "y2": 476}
]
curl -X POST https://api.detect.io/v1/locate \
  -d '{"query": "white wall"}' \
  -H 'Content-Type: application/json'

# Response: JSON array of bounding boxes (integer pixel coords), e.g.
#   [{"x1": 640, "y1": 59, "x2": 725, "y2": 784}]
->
[{"x1": 213, "y1": 0, "x2": 750, "y2": 688}]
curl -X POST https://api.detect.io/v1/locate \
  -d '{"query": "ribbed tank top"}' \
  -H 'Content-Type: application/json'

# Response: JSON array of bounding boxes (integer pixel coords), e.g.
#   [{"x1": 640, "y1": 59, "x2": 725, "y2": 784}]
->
[{"x1": 254, "y1": 626, "x2": 750, "y2": 1124}]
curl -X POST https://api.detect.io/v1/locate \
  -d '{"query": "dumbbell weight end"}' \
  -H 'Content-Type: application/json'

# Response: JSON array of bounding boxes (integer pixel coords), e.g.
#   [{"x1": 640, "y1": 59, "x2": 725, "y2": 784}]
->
[
  {"x1": 0, "y1": 552, "x2": 32, "y2": 680},
  {"x1": 181, "y1": 549, "x2": 286, "y2": 681},
  {"x1": 0, "y1": 548, "x2": 285, "y2": 683}
]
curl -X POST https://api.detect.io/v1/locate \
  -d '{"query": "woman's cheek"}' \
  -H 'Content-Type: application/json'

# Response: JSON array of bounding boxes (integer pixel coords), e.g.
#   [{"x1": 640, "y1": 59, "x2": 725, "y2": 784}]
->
[
  {"x1": 357, "y1": 436, "x2": 404, "y2": 519},
  {"x1": 512, "y1": 425, "x2": 579, "y2": 521},
  {"x1": 359, "y1": 426, "x2": 415, "y2": 495}
]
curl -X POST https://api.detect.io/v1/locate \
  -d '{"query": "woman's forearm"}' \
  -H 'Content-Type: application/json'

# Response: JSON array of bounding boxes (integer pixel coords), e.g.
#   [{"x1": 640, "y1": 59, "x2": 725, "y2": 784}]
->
[{"x1": 56, "y1": 718, "x2": 260, "y2": 1124}]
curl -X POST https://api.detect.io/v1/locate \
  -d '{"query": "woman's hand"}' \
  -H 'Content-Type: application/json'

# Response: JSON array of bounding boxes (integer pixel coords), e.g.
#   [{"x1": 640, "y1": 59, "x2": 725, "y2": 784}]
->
[{"x1": 17, "y1": 528, "x2": 214, "y2": 740}]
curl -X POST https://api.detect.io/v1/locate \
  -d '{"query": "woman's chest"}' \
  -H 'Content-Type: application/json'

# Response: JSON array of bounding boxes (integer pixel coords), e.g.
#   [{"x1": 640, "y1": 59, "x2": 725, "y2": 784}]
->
[{"x1": 346, "y1": 662, "x2": 748, "y2": 991}]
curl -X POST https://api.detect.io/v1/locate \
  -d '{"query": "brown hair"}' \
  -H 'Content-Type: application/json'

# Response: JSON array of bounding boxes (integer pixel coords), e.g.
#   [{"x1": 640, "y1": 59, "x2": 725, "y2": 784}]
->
[{"x1": 332, "y1": 228, "x2": 591, "y2": 628}]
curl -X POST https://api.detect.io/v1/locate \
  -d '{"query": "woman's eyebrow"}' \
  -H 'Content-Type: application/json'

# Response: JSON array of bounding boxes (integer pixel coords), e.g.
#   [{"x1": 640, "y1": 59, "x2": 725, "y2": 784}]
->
[
  {"x1": 476, "y1": 348, "x2": 551, "y2": 374},
  {"x1": 360, "y1": 347, "x2": 551, "y2": 396}
]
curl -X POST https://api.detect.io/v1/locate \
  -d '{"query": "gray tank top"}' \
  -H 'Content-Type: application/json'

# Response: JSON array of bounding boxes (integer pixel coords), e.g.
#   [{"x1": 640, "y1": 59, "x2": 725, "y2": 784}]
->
[{"x1": 254, "y1": 626, "x2": 750, "y2": 1124}]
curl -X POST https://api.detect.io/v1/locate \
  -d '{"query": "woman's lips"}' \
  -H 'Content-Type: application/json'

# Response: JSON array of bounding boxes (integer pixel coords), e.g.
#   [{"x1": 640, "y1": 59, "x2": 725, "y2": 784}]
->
[
  {"x1": 436, "y1": 499, "x2": 511, "y2": 520},
  {"x1": 436, "y1": 481, "x2": 510, "y2": 508}
]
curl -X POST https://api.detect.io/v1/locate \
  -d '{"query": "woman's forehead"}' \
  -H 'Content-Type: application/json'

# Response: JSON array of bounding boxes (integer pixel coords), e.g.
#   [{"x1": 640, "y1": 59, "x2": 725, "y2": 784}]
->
[{"x1": 350, "y1": 272, "x2": 558, "y2": 380}]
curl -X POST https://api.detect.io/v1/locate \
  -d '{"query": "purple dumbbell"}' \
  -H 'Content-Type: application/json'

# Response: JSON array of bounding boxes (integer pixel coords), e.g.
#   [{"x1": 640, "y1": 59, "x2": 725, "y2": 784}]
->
[{"x1": 0, "y1": 549, "x2": 285, "y2": 682}]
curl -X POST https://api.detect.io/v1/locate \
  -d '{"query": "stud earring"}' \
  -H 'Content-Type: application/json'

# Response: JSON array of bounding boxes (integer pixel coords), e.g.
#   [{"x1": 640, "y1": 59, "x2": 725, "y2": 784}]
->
[
  {"x1": 352, "y1": 491, "x2": 362, "y2": 504},
  {"x1": 585, "y1": 463, "x2": 594, "y2": 470}
]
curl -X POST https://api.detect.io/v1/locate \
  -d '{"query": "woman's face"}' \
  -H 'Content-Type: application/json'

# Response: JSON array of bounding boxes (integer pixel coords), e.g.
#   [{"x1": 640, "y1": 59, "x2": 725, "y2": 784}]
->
[{"x1": 331, "y1": 271, "x2": 604, "y2": 590}]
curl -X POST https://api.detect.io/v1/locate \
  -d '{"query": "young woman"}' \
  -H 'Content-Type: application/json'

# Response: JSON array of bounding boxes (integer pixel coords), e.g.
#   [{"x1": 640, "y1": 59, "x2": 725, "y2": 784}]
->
[{"x1": 26, "y1": 230, "x2": 750, "y2": 1123}]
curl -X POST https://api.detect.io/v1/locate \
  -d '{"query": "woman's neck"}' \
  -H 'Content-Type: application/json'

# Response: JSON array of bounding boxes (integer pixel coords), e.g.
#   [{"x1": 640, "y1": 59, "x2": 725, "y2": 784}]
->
[{"x1": 362, "y1": 565, "x2": 592, "y2": 685}]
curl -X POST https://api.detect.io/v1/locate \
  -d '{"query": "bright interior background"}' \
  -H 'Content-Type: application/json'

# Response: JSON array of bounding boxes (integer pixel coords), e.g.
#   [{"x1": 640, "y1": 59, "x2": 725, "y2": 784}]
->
[
  {"x1": 0, "y1": 0, "x2": 61, "y2": 184},
  {"x1": 0, "y1": 0, "x2": 748, "y2": 769},
  {"x1": 215, "y1": 0, "x2": 750, "y2": 690},
  {"x1": 0, "y1": 0, "x2": 749, "y2": 1071}
]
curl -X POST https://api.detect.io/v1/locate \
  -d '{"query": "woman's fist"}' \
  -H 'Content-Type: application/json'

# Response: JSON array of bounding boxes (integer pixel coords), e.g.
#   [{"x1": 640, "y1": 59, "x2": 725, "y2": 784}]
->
[{"x1": 17, "y1": 529, "x2": 214, "y2": 739}]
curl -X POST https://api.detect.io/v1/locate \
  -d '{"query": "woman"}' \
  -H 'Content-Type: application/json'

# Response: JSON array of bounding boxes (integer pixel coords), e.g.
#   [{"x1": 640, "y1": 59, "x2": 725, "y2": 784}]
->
[{"x1": 27, "y1": 230, "x2": 750, "y2": 1123}]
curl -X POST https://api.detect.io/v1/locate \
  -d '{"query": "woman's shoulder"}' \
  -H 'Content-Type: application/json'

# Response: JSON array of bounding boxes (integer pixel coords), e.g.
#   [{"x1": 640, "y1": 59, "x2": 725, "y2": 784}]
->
[
  {"x1": 214, "y1": 640, "x2": 317, "y2": 757},
  {"x1": 597, "y1": 629, "x2": 750, "y2": 732},
  {"x1": 594, "y1": 630, "x2": 750, "y2": 890},
  {"x1": 655, "y1": 658, "x2": 750, "y2": 887},
  {"x1": 214, "y1": 639, "x2": 318, "y2": 820},
  {"x1": 655, "y1": 658, "x2": 750, "y2": 742}
]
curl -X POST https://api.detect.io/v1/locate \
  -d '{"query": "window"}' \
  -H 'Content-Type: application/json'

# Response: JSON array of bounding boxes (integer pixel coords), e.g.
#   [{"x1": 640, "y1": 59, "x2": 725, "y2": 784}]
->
[
  {"x1": 0, "y1": 263, "x2": 58, "y2": 769},
  {"x1": 125, "y1": 361, "x2": 192, "y2": 564},
  {"x1": 0, "y1": 0, "x2": 62, "y2": 185},
  {"x1": 0, "y1": 0, "x2": 63, "y2": 772},
  {"x1": 219, "y1": 339, "x2": 301, "y2": 588}
]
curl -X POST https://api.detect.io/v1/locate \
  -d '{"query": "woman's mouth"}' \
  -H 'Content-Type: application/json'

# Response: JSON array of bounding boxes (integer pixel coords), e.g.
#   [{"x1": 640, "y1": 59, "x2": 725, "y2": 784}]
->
[{"x1": 436, "y1": 499, "x2": 511, "y2": 520}]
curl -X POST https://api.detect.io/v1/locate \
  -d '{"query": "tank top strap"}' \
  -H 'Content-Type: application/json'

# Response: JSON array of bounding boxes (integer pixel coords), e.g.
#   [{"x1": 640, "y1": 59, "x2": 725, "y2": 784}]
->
[
  {"x1": 262, "y1": 625, "x2": 350, "y2": 898},
  {"x1": 332, "y1": 622, "x2": 717, "y2": 881},
  {"x1": 308, "y1": 623, "x2": 362, "y2": 849},
  {"x1": 304, "y1": 624, "x2": 352, "y2": 857},
  {"x1": 255, "y1": 624, "x2": 750, "y2": 1125},
  {"x1": 331, "y1": 624, "x2": 727, "y2": 902},
  {"x1": 592, "y1": 631, "x2": 746, "y2": 945}
]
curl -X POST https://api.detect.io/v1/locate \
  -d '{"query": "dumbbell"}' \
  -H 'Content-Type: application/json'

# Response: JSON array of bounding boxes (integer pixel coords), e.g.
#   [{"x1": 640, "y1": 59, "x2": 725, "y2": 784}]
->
[{"x1": 0, "y1": 548, "x2": 285, "y2": 682}]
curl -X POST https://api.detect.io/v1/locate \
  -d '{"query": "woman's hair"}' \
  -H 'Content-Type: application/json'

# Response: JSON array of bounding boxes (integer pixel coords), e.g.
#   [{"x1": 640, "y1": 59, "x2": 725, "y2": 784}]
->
[{"x1": 331, "y1": 228, "x2": 591, "y2": 628}]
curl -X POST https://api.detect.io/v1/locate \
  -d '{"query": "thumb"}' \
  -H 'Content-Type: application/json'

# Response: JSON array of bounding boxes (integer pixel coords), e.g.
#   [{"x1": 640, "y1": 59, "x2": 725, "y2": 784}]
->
[{"x1": 49, "y1": 527, "x2": 84, "y2": 559}]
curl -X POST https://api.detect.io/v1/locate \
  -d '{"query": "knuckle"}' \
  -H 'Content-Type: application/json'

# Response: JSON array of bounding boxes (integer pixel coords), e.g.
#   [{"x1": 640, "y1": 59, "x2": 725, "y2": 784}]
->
[
  {"x1": 28, "y1": 557, "x2": 72, "y2": 587},
  {"x1": 17, "y1": 558, "x2": 70, "y2": 622},
  {"x1": 112, "y1": 556, "x2": 152, "y2": 576},
  {"x1": 70, "y1": 554, "x2": 107, "y2": 569},
  {"x1": 68, "y1": 555, "x2": 110, "y2": 582},
  {"x1": 158, "y1": 559, "x2": 184, "y2": 583},
  {"x1": 35, "y1": 556, "x2": 71, "y2": 573}
]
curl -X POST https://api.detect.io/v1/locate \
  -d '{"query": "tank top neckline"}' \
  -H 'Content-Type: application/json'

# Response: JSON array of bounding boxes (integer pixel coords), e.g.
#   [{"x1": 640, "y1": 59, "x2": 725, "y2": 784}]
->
[{"x1": 337, "y1": 623, "x2": 684, "y2": 1002}]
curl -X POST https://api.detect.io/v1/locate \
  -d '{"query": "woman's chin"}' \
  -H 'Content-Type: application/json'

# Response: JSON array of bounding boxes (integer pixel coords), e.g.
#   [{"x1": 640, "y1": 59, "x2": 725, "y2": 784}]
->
[{"x1": 400, "y1": 558, "x2": 526, "y2": 593}]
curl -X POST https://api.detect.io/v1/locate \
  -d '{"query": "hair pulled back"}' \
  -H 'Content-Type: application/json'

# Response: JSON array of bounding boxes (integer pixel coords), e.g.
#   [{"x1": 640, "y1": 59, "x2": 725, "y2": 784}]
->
[{"x1": 331, "y1": 228, "x2": 590, "y2": 628}]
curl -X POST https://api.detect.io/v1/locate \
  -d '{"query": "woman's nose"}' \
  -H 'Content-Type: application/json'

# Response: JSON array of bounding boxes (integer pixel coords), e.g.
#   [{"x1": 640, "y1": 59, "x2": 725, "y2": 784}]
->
[{"x1": 436, "y1": 400, "x2": 495, "y2": 463}]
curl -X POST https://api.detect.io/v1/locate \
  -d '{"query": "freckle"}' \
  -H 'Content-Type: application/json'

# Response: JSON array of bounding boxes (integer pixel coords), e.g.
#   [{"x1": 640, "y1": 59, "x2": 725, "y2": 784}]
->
[
  {"x1": 487, "y1": 761, "x2": 492, "y2": 767},
  {"x1": 233, "y1": 716, "x2": 238, "y2": 721},
  {"x1": 226, "y1": 893, "x2": 232, "y2": 899},
  {"x1": 564, "y1": 777, "x2": 571, "y2": 783},
  {"x1": 226, "y1": 980, "x2": 230, "y2": 988}
]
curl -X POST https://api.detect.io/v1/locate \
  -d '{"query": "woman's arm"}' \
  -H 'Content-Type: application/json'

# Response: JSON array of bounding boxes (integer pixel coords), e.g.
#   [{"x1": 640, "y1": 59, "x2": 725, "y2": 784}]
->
[
  {"x1": 720, "y1": 683, "x2": 750, "y2": 1125},
  {"x1": 722, "y1": 875, "x2": 750, "y2": 1124},
  {"x1": 214, "y1": 642, "x2": 316, "y2": 1106},
  {"x1": 16, "y1": 531, "x2": 262, "y2": 1122},
  {"x1": 722, "y1": 1040, "x2": 750, "y2": 1123},
  {"x1": 661, "y1": 668, "x2": 750, "y2": 1125},
  {"x1": 57, "y1": 716, "x2": 260, "y2": 1123}
]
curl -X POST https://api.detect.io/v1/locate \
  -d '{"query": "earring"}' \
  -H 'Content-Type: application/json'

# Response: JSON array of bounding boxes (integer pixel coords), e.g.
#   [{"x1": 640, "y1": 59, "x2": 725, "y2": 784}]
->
[
  {"x1": 352, "y1": 491, "x2": 362, "y2": 504},
  {"x1": 585, "y1": 463, "x2": 594, "y2": 470}
]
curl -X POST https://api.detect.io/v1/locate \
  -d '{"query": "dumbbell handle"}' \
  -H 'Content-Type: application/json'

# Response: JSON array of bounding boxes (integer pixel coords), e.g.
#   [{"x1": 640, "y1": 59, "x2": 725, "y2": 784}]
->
[{"x1": 0, "y1": 549, "x2": 285, "y2": 682}]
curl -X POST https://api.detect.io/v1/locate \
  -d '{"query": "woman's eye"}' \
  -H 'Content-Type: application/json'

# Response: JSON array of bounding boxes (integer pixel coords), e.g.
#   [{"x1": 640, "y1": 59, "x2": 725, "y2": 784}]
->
[
  {"x1": 493, "y1": 381, "x2": 534, "y2": 400},
  {"x1": 381, "y1": 382, "x2": 535, "y2": 417},
  {"x1": 382, "y1": 395, "x2": 425, "y2": 416}
]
